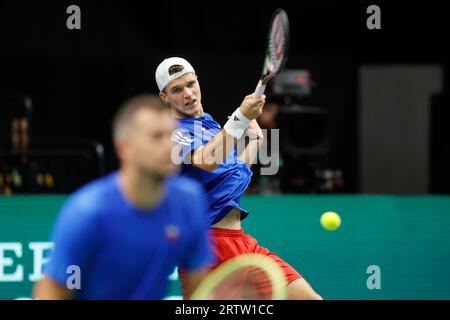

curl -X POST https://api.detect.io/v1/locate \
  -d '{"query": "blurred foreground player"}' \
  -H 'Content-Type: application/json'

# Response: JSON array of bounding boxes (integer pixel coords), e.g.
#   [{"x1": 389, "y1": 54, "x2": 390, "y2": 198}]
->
[
  {"x1": 33, "y1": 95, "x2": 213, "y2": 299},
  {"x1": 156, "y1": 57, "x2": 322, "y2": 299}
]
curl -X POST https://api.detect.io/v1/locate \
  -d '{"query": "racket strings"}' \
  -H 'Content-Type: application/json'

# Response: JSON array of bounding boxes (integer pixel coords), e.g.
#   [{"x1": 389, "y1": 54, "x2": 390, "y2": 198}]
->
[
  {"x1": 205, "y1": 265, "x2": 277, "y2": 300},
  {"x1": 268, "y1": 12, "x2": 288, "y2": 72},
  {"x1": 210, "y1": 268, "x2": 248, "y2": 299}
]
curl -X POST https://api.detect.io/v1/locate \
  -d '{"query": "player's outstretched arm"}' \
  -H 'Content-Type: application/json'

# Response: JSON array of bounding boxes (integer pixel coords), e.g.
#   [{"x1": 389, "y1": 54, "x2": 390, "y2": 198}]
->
[
  {"x1": 191, "y1": 94, "x2": 266, "y2": 172},
  {"x1": 191, "y1": 129, "x2": 236, "y2": 172}
]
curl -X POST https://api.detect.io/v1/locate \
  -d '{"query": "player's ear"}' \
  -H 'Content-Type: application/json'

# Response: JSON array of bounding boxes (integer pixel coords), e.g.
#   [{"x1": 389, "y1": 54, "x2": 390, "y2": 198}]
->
[
  {"x1": 114, "y1": 139, "x2": 128, "y2": 162},
  {"x1": 159, "y1": 91, "x2": 169, "y2": 104}
]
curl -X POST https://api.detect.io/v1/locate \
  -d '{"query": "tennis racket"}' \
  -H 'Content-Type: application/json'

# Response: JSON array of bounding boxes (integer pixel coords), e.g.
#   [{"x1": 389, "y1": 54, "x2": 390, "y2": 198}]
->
[
  {"x1": 191, "y1": 253, "x2": 287, "y2": 300},
  {"x1": 254, "y1": 8, "x2": 290, "y2": 97}
]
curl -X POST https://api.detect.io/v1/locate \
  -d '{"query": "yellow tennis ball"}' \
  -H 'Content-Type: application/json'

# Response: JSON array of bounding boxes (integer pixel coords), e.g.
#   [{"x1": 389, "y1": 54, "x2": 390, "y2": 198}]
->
[{"x1": 320, "y1": 211, "x2": 341, "y2": 231}]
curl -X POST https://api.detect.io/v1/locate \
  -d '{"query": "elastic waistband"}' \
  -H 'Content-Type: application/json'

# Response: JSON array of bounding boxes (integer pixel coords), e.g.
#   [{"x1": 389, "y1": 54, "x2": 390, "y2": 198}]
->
[{"x1": 209, "y1": 228, "x2": 244, "y2": 237}]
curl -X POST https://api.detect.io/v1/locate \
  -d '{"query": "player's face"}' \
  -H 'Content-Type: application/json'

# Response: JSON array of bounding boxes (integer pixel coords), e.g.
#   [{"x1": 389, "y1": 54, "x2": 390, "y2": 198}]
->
[
  {"x1": 127, "y1": 108, "x2": 178, "y2": 178},
  {"x1": 159, "y1": 73, "x2": 203, "y2": 118}
]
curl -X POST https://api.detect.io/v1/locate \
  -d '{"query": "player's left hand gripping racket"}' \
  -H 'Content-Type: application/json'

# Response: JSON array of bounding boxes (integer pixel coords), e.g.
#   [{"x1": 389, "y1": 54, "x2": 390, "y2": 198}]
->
[{"x1": 254, "y1": 8, "x2": 290, "y2": 97}]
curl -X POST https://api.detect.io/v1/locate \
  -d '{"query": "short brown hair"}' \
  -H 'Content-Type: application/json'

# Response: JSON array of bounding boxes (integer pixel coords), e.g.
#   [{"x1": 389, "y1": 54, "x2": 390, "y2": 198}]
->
[
  {"x1": 112, "y1": 94, "x2": 168, "y2": 142},
  {"x1": 168, "y1": 64, "x2": 184, "y2": 75}
]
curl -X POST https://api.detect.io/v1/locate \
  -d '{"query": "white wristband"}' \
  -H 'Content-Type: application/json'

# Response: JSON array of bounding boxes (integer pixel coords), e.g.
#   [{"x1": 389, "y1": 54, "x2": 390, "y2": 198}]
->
[{"x1": 223, "y1": 108, "x2": 251, "y2": 139}]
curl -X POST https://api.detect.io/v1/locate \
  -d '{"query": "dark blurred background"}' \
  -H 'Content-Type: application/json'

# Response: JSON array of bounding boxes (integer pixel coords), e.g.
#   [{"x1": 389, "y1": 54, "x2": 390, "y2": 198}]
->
[{"x1": 0, "y1": 0, "x2": 449, "y2": 195}]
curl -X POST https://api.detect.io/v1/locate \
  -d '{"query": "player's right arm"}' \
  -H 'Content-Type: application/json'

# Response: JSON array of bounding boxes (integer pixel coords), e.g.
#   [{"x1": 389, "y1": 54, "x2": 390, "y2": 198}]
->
[
  {"x1": 178, "y1": 181, "x2": 215, "y2": 299},
  {"x1": 191, "y1": 94, "x2": 266, "y2": 172},
  {"x1": 32, "y1": 193, "x2": 99, "y2": 300}
]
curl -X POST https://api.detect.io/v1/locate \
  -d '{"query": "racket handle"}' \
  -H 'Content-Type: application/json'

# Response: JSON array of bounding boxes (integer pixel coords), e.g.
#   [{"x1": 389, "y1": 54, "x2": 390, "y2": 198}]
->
[{"x1": 254, "y1": 80, "x2": 266, "y2": 97}]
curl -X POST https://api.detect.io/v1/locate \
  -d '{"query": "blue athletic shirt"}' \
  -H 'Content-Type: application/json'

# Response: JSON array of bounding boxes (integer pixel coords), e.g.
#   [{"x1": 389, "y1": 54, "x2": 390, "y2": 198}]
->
[
  {"x1": 174, "y1": 112, "x2": 252, "y2": 225},
  {"x1": 44, "y1": 172, "x2": 213, "y2": 300}
]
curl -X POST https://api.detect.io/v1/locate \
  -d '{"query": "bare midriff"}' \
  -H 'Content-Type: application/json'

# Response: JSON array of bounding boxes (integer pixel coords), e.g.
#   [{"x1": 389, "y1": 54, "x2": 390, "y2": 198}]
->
[{"x1": 211, "y1": 207, "x2": 242, "y2": 230}]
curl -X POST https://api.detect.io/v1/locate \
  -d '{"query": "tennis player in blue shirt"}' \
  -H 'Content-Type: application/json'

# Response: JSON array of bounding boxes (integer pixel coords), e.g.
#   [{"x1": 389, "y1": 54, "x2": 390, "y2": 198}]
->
[
  {"x1": 33, "y1": 94, "x2": 213, "y2": 299},
  {"x1": 156, "y1": 57, "x2": 322, "y2": 300}
]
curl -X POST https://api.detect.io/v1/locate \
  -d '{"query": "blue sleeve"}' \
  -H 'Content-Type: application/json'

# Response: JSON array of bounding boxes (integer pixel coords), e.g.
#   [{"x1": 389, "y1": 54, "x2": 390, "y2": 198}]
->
[
  {"x1": 172, "y1": 123, "x2": 205, "y2": 164},
  {"x1": 44, "y1": 195, "x2": 99, "y2": 286},
  {"x1": 180, "y1": 186, "x2": 215, "y2": 272}
]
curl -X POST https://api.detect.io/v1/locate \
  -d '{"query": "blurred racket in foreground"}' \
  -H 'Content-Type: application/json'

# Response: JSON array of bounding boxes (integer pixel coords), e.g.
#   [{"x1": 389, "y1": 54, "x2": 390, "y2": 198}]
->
[
  {"x1": 254, "y1": 8, "x2": 290, "y2": 97},
  {"x1": 191, "y1": 254, "x2": 287, "y2": 300}
]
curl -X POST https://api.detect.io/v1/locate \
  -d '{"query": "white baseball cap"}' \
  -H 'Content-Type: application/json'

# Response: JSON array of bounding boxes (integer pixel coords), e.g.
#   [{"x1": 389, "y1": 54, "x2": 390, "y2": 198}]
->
[{"x1": 155, "y1": 57, "x2": 196, "y2": 92}]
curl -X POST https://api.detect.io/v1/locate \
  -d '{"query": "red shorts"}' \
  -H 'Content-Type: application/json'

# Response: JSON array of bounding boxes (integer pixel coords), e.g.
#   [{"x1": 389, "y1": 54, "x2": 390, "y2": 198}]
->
[{"x1": 180, "y1": 228, "x2": 302, "y2": 298}]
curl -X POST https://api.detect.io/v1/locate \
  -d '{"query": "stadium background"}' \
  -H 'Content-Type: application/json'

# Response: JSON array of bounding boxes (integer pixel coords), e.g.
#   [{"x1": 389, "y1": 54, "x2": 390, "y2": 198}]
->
[{"x1": 1, "y1": 1, "x2": 450, "y2": 299}]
